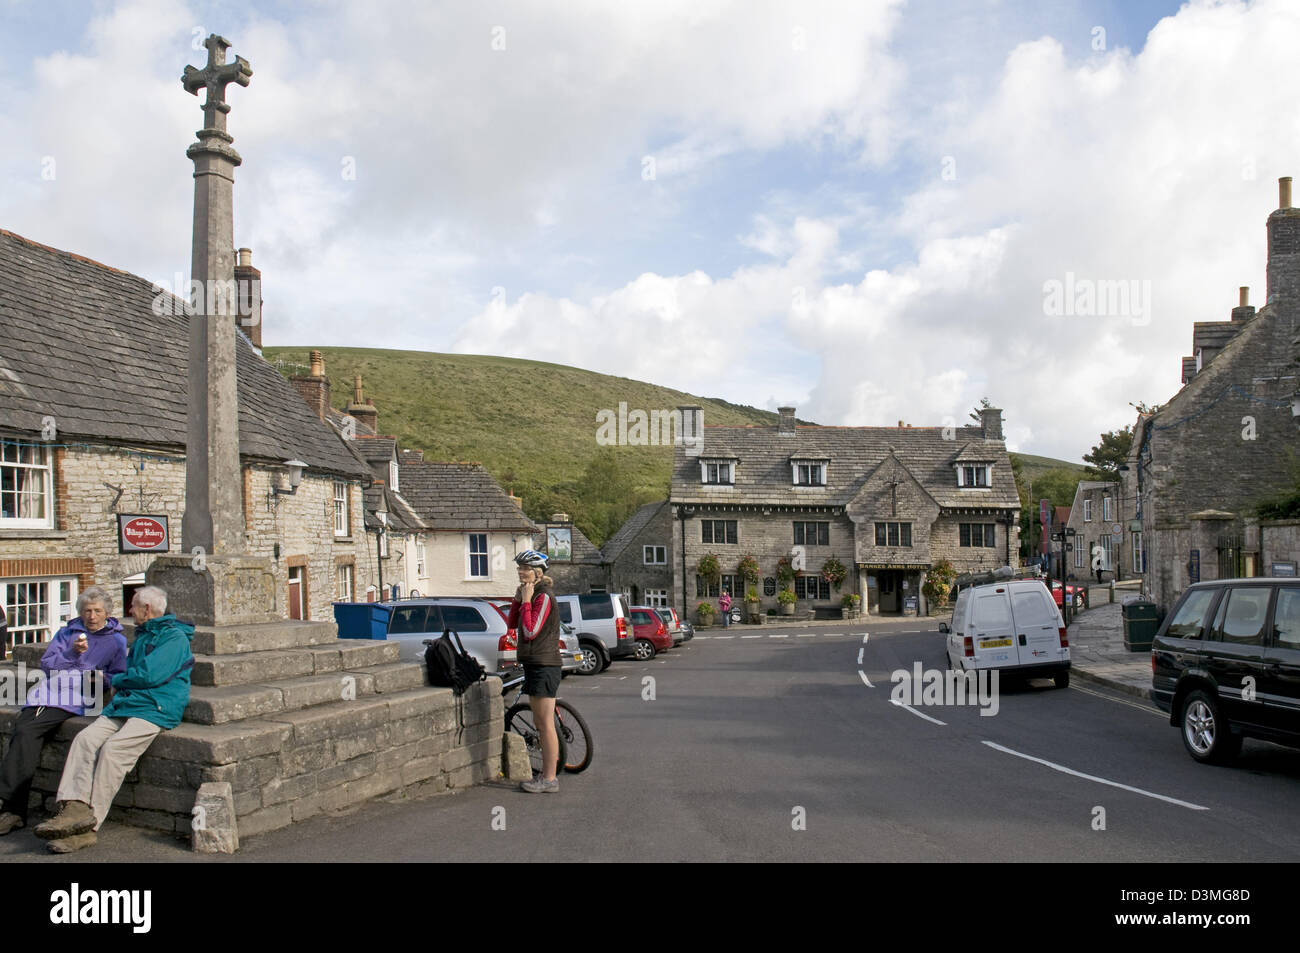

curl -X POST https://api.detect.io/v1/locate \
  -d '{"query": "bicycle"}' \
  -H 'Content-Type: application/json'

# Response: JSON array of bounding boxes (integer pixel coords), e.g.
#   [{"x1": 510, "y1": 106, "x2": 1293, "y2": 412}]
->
[{"x1": 501, "y1": 670, "x2": 594, "y2": 774}]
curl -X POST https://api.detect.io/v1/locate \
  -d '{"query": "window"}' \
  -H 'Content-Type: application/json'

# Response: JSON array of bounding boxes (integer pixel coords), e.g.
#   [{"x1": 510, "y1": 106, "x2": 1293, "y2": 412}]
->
[
  {"x1": 1083, "y1": 499, "x2": 1092, "y2": 522},
  {"x1": 1101, "y1": 535, "x2": 1113, "y2": 570},
  {"x1": 645, "y1": 589, "x2": 668, "y2": 608},
  {"x1": 2, "y1": 578, "x2": 76, "y2": 646},
  {"x1": 875, "y1": 522, "x2": 912, "y2": 547},
  {"x1": 792, "y1": 462, "x2": 826, "y2": 486},
  {"x1": 1209, "y1": 587, "x2": 1270, "y2": 645},
  {"x1": 577, "y1": 594, "x2": 614, "y2": 619},
  {"x1": 1103, "y1": 496, "x2": 1112, "y2": 522},
  {"x1": 1, "y1": 442, "x2": 52, "y2": 528},
  {"x1": 721, "y1": 574, "x2": 744, "y2": 599},
  {"x1": 1075, "y1": 538, "x2": 1084, "y2": 568},
  {"x1": 378, "y1": 530, "x2": 388, "y2": 558},
  {"x1": 643, "y1": 545, "x2": 667, "y2": 565},
  {"x1": 416, "y1": 541, "x2": 426, "y2": 577},
  {"x1": 701, "y1": 461, "x2": 734, "y2": 484},
  {"x1": 1166, "y1": 589, "x2": 1218, "y2": 640},
  {"x1": 763, "y1": 577, "x2": 777, "y2": 596},
  {"x1": 1132, "y1": 532, "x2": 1144, "y2": 573},
  {"x1": 959, "y1": 465, "x2": 990, "y2": 488},
  {"x1": 439, "y1": 605, "x2": 489, "y2": 632},
  {"x1": 695, "y1": 575, "x2": 720, "y2": 598},
  {"x1": 333, "y1": 481, "x2": 349, "y2": 537},
  {"x1": 467, "y1": 533, "x2": 489, "y2": 578},
  {"x1": 794, "y1": 576, "x2": 831, "y2": 600},
  {"x1": 959, "y1": 523, "x2": 996, "y2": 548},
  {"x1": 701, "y1": 520, "x2": 737, "y2": 544},
  {"x1": 389, "y1": 605, "x2": 430, "y2": 634},
  {"x1": 793, "y1": 522, "x2": 830, "y2": 546},
  {"x1": 389, "y1": 461, "x2": 399, "y2": 492},
  {"x1": 336, "y1": 563, "x2": 354, "y2": 602},
  {"x1": 1274, "y1": 589, "x2": 1300, "y2": 647}
]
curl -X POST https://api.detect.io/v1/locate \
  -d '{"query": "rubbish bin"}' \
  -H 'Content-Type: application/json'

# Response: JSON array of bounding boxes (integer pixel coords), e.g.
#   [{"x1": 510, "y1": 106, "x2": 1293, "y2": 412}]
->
[{"x1": 1122, "y1": 598, "x2": 1159, "y2": 652}]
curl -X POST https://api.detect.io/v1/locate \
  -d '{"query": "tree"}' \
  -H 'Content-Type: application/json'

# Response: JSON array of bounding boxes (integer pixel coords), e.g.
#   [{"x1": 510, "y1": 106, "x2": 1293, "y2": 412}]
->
[
  {"x1": 968, "y1": 396, "x2": 993, "y2": 424},
  {"x1": 1083, "y1": 426, "x2": 1134, "y2": 480}
]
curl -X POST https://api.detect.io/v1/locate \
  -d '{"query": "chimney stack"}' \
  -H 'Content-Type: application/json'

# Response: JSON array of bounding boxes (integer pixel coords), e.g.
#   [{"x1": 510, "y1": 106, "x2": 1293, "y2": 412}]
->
[
  {"x1": 345, "y1": 375, "x2": 380, "y2": 434},
  {"x1": 233, "y1": 247, "x2": 262, "y2": 350},
  {"x1": 778, "y1": 406, "x2": 796, "y2": 436},
  {"x1": 1231, "y1": 286, "x2": 1256, "y2": 323},
  {"x1": 289, "y1": 348, "x2": 331, "y2": 421},
  {"x1": 1267, "y1": 176, "x2": 1300, "y2": 304},
  {"x1": 980, "y1": 405, "x2": 1004, "y2": 441}
]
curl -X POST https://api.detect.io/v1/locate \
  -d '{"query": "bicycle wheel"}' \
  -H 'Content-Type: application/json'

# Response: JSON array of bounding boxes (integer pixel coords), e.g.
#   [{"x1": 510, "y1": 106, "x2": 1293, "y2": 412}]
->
[
  {"x1": 505, "y1": 702, "x2": 566, "y2": 777},
  {"x1": 556, "y1": 699, "x2": 594, "y2": 774}
]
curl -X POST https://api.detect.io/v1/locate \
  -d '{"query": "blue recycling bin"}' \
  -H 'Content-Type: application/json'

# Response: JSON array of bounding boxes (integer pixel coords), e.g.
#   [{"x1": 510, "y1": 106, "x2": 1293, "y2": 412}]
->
[{"x1": 333, "y1": 602, "x2": 391, "y2": 640}]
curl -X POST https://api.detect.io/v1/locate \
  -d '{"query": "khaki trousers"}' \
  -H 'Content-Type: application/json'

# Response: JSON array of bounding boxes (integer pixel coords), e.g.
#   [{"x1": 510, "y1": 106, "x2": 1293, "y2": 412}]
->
[{"x1": 56, "y1": 716, "x2": 161, "y2": 830}]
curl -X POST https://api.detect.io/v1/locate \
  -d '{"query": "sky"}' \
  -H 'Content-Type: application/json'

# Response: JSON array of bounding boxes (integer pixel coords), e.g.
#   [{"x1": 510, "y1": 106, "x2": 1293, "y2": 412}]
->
[{"x1": 2, "y1": 0, "x2": 1298, "y2": 462}]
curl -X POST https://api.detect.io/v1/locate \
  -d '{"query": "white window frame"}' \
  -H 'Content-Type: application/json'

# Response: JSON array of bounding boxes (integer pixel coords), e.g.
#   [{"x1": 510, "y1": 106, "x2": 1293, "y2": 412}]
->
[
  {"x1": 3, "y1": 576, "x2": 77, "y2": 646},
  {"x1": 955, "y1": 464, "x2": 991, "y2": 488},
  {"x1": 645, "y1": 589, "x2": 668, "y2": 608},
  {"x1": 791, "y1": 461, "x2": 827, "y2": 486},
  {"x1": 467, "y1": 533, "x2": 490, "y2": 579},
  {"x1": 643, "y1": 545, "x2": 667, "y2": 565},
  {"x1": 1133, "y1": 532, "x2": 1144, "y2": 573},
  {"x1": 336, "y1": 563, "x2": 354, "y2": 602},
  {"x1": 1103, "y1": 496, "x2": 1112, "y2": 522},
  {"x1": 416, "y1": 540, "x2": 426, "y2": 578},
  {"x1": 389, "y1": 460, "x2": 399, "y2": 492},
  {"x1": 1083, "y1": 499, "x2": 1092, "y2": 522},
  {"x1": 378, "y1": 530, "x2": 389, "y2": 558},
  {"x1": 0, "y1": 442, "x2": 54, "y2": 529},
  {"x1": 1075, "y1": 538, "x2": 1085, "y2": 568},
  {"x1": 1101, "y1": 534, "x2": 1114, "y2": 571},
  {"x1": 333, "y1": 481, "x2": 349, "y2": 537},
  {"x1": 700, "y1": 460, "x2": 735, "y2": 485}
]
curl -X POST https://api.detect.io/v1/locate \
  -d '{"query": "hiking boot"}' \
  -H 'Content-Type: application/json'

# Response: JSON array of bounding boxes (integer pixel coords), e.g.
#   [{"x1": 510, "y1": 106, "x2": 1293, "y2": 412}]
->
[
  {"x1": 519, "y1": 776, "x2": 559, "y2": 793},
  {"x1": 48, "y1": 830, "x2": 97, "y2": 854},
  {"x1": 0, "y1": 812, "x2": 23, "y2": 835},
  {"x1": 33, "y1": 800, "x2": 95, "y2": 840}
]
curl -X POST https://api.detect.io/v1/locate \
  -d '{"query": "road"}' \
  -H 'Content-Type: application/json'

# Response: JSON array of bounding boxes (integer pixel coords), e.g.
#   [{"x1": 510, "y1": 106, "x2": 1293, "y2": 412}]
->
[{"x1": 10, "y1": 620, "x2": 1300, "y2": 863}]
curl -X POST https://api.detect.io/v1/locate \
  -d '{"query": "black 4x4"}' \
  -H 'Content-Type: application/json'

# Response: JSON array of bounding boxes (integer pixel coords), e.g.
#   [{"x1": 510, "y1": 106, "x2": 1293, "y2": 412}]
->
[{"x1": 1152, "y1": 578, "x2": 1300, "y2": 764}]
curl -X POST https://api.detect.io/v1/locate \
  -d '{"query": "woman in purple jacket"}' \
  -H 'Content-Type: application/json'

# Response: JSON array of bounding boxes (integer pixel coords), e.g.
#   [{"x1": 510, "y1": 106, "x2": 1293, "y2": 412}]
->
[{"x1": 0, "y1": 586, "x2": 127, "y2": 835}]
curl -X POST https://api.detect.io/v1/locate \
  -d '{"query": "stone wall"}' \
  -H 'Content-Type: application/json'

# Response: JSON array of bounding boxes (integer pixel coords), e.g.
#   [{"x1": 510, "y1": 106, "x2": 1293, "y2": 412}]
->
[{"x1": 608, "y1": 504, "x2": 673, "y2": 604}]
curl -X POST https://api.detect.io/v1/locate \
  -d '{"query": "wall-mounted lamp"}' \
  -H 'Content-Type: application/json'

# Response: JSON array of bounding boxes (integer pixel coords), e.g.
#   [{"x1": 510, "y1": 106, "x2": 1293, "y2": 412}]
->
[{"x1": 267, "y1": 458, "x2": 308, "y2": 509}]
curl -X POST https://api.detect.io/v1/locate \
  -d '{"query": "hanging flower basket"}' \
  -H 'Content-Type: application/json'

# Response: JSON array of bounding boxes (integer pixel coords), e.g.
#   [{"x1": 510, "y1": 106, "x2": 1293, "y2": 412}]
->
[
  {"x1": 697, "y1": 553, "x2": 721, "y2": 583},
  {"x1": 821, "y1": 557, "x2": 848, "y2": 589},
  {"x1": 737, "y1": 554, "x2": 761, "y2": 585},
  {"x1": 776, "y1": 556, "x2": 796, "y2": 586}
]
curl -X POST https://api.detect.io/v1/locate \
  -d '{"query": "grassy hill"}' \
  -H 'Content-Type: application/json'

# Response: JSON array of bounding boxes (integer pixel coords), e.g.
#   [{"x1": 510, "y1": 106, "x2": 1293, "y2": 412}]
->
[{"x1": 265, "y1": 347, "x2": 1086, "y2": 544}]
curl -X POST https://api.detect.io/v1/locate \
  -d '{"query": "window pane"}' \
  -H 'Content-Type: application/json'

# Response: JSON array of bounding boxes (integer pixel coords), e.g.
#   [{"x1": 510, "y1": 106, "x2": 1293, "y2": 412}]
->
[
  {"x1": 440, "y1": 605, "x2": 488, "y2": 632},
  {"x1": 726, "y1": 521, "x2": 737, "y2": 544},
  {"x1": 578, "y1": 594, "x2": 614, "y2": 619},
  {"x1": 900, "y1": 524, "x2": 912, "y2": 547},
  {"x1": 960, "y1": 524, "x2": 970, "y2": 547},
  {"x1": 985, "y1": 524, "x2": 996, "y2": 548},
  {"x1": 1167, "y1": 589, "x2": 1217, "y2": 640},
  {"x1": 876, "y1": 523, "x2": 886, "y2": 546},
  {"x1": 1274, "y1": 589, "x2": 1300, "y2": 647},
  {"x1": 1216, "y1": 588, "x2": 1270, "y2": 645},
  {"x1": 818, "y1": 523, "x2": 829, "y2": 546},
  {"x1": 793, "y1": 523, "x2": 804, "y2": 545}
]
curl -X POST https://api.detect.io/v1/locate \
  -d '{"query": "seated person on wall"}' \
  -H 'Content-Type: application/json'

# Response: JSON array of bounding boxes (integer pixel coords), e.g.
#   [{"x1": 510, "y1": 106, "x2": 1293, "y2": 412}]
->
[
  {"x1": 33, "y1": 585, "x2": 194, "y2": 853},
  {"x1": 0, "y1": 586, "x2": 128, "y2": 835}
]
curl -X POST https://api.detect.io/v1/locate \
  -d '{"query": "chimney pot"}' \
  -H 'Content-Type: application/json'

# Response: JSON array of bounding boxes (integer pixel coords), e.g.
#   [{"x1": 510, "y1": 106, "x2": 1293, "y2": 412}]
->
[
  {"x1": 237, "y1": 247, "x2": 252, "y2": 268},
  {"x1": 353, "y1": 375, "x2": 363, "y2": 404},
  {"x1": 309, "y1": 350, "x2": 324, "y2": 377},
  {"x1": 1239, "y1": 286, "x2": 1249, "y2": 307},
  {"x1": 1283, "y1": 177, "x2": 1294, "y2": 210}
]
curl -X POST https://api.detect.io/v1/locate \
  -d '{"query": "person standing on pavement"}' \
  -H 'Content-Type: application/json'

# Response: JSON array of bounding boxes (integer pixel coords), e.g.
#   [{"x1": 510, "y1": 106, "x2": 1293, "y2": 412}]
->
[
  {"x1": 719, "y1": 589, "x2": 732, "y2": 628},
  {"x1": 508, "y1": 550, "x2": 562, "y2": 793},
  {"x1": 0, "y1": 587, "x2": 127, "y2": 836}
]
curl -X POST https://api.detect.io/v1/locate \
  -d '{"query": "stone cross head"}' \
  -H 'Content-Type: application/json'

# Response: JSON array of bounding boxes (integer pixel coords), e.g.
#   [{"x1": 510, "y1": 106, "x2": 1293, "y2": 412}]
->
[{"x1": 182, "y1": 34, "x2": 253, "y2": 134}]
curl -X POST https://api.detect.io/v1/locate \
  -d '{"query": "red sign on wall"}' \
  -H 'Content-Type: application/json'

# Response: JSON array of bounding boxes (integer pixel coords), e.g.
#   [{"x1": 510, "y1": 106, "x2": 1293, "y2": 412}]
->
[{"x1": 117, "y1": 514, "x2": 170, "y2": 553}]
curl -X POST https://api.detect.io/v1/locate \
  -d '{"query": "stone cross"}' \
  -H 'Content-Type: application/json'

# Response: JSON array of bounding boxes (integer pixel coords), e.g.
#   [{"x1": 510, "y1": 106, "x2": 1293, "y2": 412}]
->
[
  {"x1": 183, "y1": 35, "x2": 252, "y2": 136},
  {"x1": 180, "y1": 34, "x2": 252, "y2": 558}
]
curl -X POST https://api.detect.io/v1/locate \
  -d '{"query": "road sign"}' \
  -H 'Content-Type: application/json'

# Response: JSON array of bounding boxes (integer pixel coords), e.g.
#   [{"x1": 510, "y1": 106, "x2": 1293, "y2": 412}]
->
[
  {"x1": 1064, "y1": 527, "x2": 1076, "y2": 536},
  {"x1": 1111, "y1": 523, "x2": 1122, "y2": 535},
  {"x1": 1051, "y1": 533, "x2": 1063, "y2": 542}
]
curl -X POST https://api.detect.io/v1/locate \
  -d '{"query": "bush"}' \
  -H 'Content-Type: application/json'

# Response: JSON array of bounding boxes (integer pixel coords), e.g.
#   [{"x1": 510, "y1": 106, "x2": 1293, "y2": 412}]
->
[
  {"x1": 821, "y1": 557, "x2": 848, "y2": 589},
  {"x1": 777, "y1": 588, "x2": 797, "y2": 605},
  {"x1": 841, "y1": 593, "x2": 861, "y2": 608},
  {"x1": 697, "y1": 553, "x2": 721, "y2": 583},
  {"x1": 737, "y1": 555, "x2": 761, "y2": 585},
  {"x1": 923, "y1": 560, "x2": 957, "y2": 607}
]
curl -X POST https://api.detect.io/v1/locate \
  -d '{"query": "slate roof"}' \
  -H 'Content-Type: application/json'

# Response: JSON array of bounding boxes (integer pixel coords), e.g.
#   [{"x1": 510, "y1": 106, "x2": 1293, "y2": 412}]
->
[
  {"x1": 602, "y1": 501, "x2": 668, "y2": 563},
  {"x1": 362, "y1": 484, "x2": 426, "y2": 533},
  {"x1": 1192, "y1": 321, "x2": 1243, "y2": 353},
  {"x1": 351, "y1": 435, "x2": 398, "y2": 468},
  {"x1": 0, "y1": 229, "x2": 367, "y2": 479},
  {"x1": 671, "y1": 424, "x2": 1019, "y2": 510},
  {"x1": 399, "y1": 462, "x2": 539, "y2": 532}
]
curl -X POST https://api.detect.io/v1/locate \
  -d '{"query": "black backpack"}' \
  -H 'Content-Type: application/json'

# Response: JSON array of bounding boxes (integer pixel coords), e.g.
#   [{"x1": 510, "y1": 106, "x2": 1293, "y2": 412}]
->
[{"x1": 424, "y1": 629, "x2": 486, "y2": 695}]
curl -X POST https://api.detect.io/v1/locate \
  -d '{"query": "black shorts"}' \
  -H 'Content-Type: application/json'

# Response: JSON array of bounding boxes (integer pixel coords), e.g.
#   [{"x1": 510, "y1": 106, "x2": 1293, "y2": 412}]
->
[{"x1": 522, "y1": 664, "x2": 562, "y2": 698}]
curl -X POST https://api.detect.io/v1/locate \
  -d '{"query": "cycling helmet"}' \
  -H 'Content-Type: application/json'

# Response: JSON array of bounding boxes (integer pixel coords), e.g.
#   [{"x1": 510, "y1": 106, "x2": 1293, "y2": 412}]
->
[{"x1": 515, "y1": 549, "x2": 549, "y2": 569}]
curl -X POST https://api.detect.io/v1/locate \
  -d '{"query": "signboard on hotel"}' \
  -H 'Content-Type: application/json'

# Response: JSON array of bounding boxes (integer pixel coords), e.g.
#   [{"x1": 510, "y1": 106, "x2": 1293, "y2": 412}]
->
[{"x1": 117, "y1": 514, "x2": 170, "y2": 553}]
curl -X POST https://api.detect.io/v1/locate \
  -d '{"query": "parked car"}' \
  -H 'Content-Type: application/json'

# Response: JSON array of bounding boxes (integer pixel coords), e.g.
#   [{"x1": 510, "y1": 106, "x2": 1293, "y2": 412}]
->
[
  {"x1": 1152, "y1": 577, "x2": 1300, "y2": 765},
  {"x1": 653, "y1": 606, "x2": 686, "y2": 646},
  {"x1": 334, "y1": 598, "x2": 517, "y2": 673},
  {"x1": 940, "y1": 578, "x2": 1070, "y2": 688},
  {"x1": 1048, "y1": 580, "x2": 1087, "y2": 610},
  {"x1": 555, "y1": 592, "x2": 635, "y2": 675},
  {"x1": 629, "y1": 606, "x2": 673, "y2": 660}
]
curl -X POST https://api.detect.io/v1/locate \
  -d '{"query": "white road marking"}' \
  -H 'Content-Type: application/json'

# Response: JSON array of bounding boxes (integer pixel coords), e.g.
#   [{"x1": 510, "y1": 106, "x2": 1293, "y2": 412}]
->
[
  {"x1": 981, "y1": 741, "x2": 1209, "y2": 811},
  {"x1": 856, "y1": 648, "x2": 864, "y2": 665},
  {"x1": 741, "y1": 635, "x2": 762, "y2": 639},
  {"x1": 694, "y1": 635, "x2": 710, "y2": 640},
  {"x1": 713, "y1": 636, "x2": 734, "y2": 640},
  {"x1": 858, "y1": 669, "x2": 874, "y2": 689},
  {"x1": 890, "y1": 699, "x2": 946, "y2": 725},
  {"x1": 796, "y1": 633, "x2": 817, "y2": 638},
  {"x1": 769, "y1": 634, "x2": 788, "y2": 638}
]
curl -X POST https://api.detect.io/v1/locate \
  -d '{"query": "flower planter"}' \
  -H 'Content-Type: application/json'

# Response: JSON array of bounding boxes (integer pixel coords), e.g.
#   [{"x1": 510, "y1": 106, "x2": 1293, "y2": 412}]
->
[{"x1": 779, "y1": 602, "x2": 795, "y2": 616}]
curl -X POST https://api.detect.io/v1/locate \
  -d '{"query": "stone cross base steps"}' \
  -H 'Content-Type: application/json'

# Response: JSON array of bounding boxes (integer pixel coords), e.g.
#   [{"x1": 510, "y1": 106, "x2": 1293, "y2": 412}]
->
[{"x1": 0, "y1": 619, "x2": 503, "y2": 849}]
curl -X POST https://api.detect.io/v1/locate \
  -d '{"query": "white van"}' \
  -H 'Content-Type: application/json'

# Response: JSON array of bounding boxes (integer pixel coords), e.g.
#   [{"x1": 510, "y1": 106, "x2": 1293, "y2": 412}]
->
[{"x1": 939, "y1": 579, "x2": 1071, "y2": 688}]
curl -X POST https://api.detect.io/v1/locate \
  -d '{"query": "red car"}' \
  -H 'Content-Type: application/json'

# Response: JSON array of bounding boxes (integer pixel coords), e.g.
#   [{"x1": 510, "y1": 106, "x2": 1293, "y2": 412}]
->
[
  {"x1": 1047, "y1": 580, "x2": 1087, "y2": 610},
  {"x1": 629, "y1": 606, "x2": 673, "y2": 660}
]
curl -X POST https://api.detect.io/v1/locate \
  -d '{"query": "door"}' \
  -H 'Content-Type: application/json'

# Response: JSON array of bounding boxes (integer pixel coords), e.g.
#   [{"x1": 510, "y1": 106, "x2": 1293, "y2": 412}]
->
[
  {"x1": 968, "y1": 587, "x2": 1016, "y2": 670},
  {"x1": 1261, "y1": 586, "x2": 1300, "y2": 733},
  {"x1": 1009, "y1": 584, "x2": 1064, "y2": 667},
  {"x1": 1203, "y1": 585, "x2": 1270, "y2": 730},
  {"x1": 288, "y1": 566, "x2": 305, "y2": 621},
  {"x1": 878, "y1": 571, "x2": 901, "y2": 613}
]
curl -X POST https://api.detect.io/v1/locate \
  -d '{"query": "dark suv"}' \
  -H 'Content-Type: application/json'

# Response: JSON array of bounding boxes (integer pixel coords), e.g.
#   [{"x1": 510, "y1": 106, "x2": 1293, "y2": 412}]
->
[{"x1": 1152, "y1": 578, "x2": 1300, "y2": 765}]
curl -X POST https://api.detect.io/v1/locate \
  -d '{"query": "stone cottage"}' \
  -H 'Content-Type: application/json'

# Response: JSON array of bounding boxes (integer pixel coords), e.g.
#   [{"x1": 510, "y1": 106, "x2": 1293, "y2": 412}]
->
[
  {"x1": 669, "y1": 405, "x2": 1020, "y2": 618},
  {"x1": 1125, "y1": 178, "x2": 1300, "y2": 612}
]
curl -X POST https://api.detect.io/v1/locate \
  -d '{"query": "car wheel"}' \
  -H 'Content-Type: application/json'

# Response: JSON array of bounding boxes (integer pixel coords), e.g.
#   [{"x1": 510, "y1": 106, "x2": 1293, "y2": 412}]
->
[
  {"x1": 1053, "y1": 670, "x2": 1070, "y2": 689},
  {"x1": 1180, "y1": 689, "x2": 1241, "y2": 765},
  {"x1": 577, "y1": 642, "x2": 605, "y2": 676},
  {"x1": 634, "y1": 638, "x2": 656, "y2": 661}
]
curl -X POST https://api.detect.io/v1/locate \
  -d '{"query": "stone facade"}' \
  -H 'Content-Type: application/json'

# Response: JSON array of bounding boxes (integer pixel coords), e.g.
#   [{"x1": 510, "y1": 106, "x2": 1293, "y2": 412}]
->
[
  {"x1": 1126, "y1": 179, "x2": 1300, "y2": 612},
  {"x1": 604, "y1": 501, "x2": 673, "y2": 607},
  {"x1": 1065, "y1": 481, "x2": 1126, "y2": 583}
]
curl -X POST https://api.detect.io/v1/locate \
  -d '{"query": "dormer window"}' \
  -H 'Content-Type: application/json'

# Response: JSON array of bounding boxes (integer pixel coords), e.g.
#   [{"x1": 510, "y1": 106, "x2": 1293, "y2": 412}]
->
[
  {"x1": 791, "y1": 459, "x2": 828, "y2": 486},
  {"x1": 389, "y1": 460, "x2": 399, "y2": 492},
  {"x1": 700, "y1": 459, "x2": 735, "y2": 485},
  {"x1": 956, "y1": 464, "x2": 991, "y2": 488}
]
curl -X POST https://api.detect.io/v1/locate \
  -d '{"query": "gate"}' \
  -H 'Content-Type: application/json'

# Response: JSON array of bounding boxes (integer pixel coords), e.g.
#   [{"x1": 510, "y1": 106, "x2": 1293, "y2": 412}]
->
[{"x1": 1217, "y1": 534, "x2": 1245, "y2": 579}]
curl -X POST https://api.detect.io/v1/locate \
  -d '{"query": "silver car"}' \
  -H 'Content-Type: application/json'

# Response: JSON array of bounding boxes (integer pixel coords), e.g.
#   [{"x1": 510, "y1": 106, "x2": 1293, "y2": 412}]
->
[{"x1": 353, "y1": 598, "x2": 518, "y2": 673}]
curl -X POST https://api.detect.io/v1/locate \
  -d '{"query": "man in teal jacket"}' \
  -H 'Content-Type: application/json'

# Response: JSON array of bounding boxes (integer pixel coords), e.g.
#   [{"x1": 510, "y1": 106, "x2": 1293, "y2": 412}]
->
[{"x1": 33, "y1": 585, "x2": 194, "y2": 853}]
